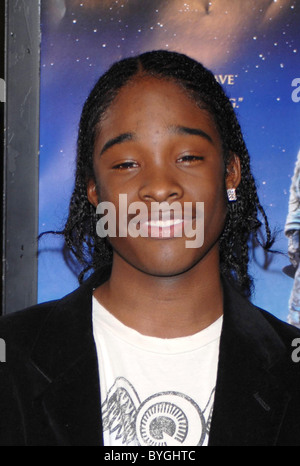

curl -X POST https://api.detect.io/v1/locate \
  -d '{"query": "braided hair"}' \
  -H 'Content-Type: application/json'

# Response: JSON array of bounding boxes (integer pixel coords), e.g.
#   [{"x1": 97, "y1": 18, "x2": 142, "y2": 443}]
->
[{"x1": 61, "y1": 49, "x2": 274, "y2": 296}]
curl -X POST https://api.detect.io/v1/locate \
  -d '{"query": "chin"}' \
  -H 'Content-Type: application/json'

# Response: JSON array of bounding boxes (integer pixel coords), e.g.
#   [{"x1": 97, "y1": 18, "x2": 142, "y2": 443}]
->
[
  {"x1": 131, "y1": 254, "x2": 205, "y2": 278},
  {"x1": 110, "y1": 238, "x2": 213, "y2": 278}
]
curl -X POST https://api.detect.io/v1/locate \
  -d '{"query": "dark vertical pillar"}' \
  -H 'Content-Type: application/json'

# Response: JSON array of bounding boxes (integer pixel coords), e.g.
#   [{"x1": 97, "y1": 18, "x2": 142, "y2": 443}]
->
[
  {"x1": 0, "y1": 0, "x2": 5, "y2": 315},
  {"x1": 2, "y1": 0, "x2": 41, "y2": 314}
]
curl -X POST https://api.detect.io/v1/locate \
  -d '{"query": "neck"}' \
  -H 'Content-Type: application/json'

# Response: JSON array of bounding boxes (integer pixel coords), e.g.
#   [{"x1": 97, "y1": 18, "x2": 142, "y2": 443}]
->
[{"x1": 94, "y1": 249, "x2": 224, "y2": 338}]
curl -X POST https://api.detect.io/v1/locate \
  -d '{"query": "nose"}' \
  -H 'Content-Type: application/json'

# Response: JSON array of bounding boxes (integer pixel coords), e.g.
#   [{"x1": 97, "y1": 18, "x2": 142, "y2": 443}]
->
[{"x1": 138, "y1": 166, "x2": 184, "y2": 203}]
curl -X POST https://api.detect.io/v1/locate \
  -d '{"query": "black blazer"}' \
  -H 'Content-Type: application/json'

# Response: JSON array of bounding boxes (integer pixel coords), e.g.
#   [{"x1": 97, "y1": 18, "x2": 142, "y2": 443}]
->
[{"x1": 1, "y1": 266, "x2": 300, "y2": 446}]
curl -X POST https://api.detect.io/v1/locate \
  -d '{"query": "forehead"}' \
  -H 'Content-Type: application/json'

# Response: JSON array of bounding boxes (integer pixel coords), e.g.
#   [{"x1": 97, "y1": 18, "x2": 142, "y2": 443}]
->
[{"x1": 97, "y1": 76, "x2": 219, "y2": 139}]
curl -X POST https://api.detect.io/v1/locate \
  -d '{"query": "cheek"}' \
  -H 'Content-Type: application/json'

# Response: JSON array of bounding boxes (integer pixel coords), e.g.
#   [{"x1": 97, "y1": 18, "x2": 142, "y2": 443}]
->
[
  {"x1": 95, "y1": 171, "x2": 138, "y2": 209},
  {"x1": 93, "y1": 165, "x2": 115, "y2": 203},
  {"x1": 205, "y1": 191, "x2": 228, "y2": 235},
  {"x1": 191, "y1": 167, "x2": 226, "y2": 205},
  {"x1": 200, "y1": 174, "x2": 227, "y2": 229}
]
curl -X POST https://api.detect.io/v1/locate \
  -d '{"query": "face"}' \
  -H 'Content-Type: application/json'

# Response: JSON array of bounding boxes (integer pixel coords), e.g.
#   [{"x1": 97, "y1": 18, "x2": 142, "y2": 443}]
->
[{"x1": 88, "y1": 76, "x2": 240, "y2": 277}]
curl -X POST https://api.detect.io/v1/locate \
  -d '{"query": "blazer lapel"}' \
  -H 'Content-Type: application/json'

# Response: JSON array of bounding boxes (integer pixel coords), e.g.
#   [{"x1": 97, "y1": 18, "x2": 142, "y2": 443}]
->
[
  {"x1": 209, "y1": 281, "x2": 292, "y2": 446},
  {"x1": 28, "y1": 268, "x2": 111, "y2": 446}
]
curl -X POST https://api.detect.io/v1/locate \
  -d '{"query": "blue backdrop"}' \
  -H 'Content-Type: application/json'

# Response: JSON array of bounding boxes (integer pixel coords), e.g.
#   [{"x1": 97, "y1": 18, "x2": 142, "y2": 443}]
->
[{"x1": 38, "y1": 0, "x2": 300, "y2": 323}]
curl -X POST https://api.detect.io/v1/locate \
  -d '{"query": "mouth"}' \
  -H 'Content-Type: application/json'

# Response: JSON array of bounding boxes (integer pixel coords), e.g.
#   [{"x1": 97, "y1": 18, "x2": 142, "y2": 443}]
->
[
  {"x1": 146, "y1": 217, "x2": 183, "y2": 238},
  {"x1": 118, "y1": 200, "x2": 202, "y2": 240},
  {"x1": 136, "y1": 215, "x2": 194, "y2": 239}
]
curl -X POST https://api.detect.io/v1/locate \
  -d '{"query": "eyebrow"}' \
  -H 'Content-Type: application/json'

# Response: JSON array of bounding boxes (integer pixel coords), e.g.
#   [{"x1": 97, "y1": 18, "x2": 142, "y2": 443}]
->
[
  {"x1": 99, "y1": 125, "x2": 213, "y2": 156},
  {"x1": 170, "y1": 125, "x2": 213, "y2": 143},
  {"x1": 99, "y1": 132, "x2": 135, "y2": 156}
]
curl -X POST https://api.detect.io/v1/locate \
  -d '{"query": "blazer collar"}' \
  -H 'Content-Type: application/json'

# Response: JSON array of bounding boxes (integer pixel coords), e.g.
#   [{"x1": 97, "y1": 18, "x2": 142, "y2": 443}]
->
[{"x1": 29, "y1": 269, "x2": 292, "y2": 446}]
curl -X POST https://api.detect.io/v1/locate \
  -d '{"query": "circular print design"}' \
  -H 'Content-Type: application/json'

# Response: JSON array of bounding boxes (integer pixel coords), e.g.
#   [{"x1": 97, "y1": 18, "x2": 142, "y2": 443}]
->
[{"x1": 136, "y1": 391, "x2": 206, "y2": 446}]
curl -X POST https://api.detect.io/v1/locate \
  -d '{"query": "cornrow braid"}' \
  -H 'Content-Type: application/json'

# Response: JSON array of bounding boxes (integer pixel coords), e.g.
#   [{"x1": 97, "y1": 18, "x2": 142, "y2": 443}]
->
[{"x1": 58, "y1": 49, "x2": 274, "y2": 297}]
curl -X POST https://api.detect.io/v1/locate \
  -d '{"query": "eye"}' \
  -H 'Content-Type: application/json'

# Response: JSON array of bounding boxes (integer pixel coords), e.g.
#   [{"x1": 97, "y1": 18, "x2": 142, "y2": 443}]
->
[
  {"x1": 177, "y1": 154, "x2": 204, "y2": 164},
  {"x1": 112, "y1": 161, "x2": 139, "y2": 170}
]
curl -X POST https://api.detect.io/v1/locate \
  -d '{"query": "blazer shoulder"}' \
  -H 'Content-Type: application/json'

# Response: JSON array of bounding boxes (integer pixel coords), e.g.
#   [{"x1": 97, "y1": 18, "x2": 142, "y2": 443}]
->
[
  {"x1": 256, "y1": 306, "x2": 300, "y2": 372},
  {"x1": 0, "y1": 300, "x2": 60, "y2": 355},
  {"x1": 0, "y1": 276, "x2": 94, "y2": 361},
  {"x1": 259, "y1": 307, "x2": 300, "y2": 342}
]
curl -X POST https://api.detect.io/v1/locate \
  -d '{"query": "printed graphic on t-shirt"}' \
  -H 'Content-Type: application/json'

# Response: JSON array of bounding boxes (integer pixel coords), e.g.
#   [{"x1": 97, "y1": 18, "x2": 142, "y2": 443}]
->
[{"x1": 101, "y1": 377, "x2": 214, "y2": 446}]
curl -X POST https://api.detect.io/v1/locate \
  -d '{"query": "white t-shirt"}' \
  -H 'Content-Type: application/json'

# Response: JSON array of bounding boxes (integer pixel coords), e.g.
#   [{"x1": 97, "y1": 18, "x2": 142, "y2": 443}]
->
[{"x1": 92, "y1": 296, "x2": 222, "y2": 447}]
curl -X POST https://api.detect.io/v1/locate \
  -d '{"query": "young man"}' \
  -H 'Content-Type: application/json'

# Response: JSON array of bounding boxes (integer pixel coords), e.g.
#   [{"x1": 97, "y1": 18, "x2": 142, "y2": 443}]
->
[{"x1": 1, "y1": 50, "x2": 300, "y2": 446}]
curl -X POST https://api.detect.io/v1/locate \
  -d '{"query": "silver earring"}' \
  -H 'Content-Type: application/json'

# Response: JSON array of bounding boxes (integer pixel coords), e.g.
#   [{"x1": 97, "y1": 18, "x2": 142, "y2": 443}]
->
[{"x1": 227, "y1": 188, "x2": 237, "y2": 202}]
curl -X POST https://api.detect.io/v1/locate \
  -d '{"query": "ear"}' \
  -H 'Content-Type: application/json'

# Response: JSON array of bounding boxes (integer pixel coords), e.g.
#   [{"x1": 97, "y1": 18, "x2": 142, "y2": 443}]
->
[
  {"x1": 225, "y1": 153, "x2": 241, "y2": 190},
  {"x1": 87, "y1": 178, "x2": 99, "y2": 207}
]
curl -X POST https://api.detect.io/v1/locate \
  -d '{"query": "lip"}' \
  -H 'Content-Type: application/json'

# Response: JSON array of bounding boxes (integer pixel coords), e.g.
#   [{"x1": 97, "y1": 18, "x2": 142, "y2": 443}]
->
[
  {"x1": 135, "y1": 216, "x2": 195, "y2": 239},
  {"x1": 145, "y1": 217, "x2": 184, "y2": 238},
  {"x1": 124, "y1": 202, "x2": 200, "y2": 239}
]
